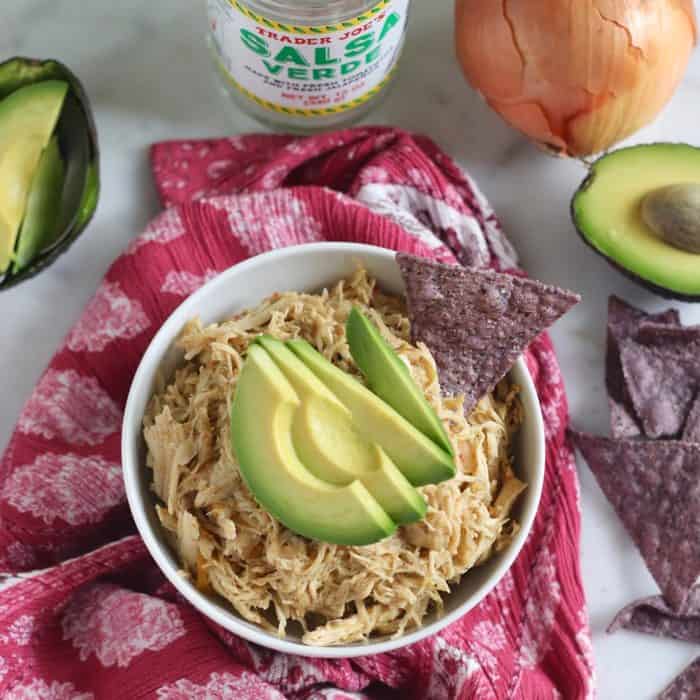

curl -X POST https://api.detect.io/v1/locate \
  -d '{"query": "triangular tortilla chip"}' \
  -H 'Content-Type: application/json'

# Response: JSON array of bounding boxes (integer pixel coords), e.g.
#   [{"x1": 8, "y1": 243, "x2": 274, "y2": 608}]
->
[
  {"x1": 396, "y1": 253, "x2": 580, "y2": 415},
  {"x1": 659, "y1": 657, "x2": 700, "y2": 700},
  {"x1": 609, "y1": 587, "x2": 700, "y2": 643},
  {"x1": 620, "y1": 332, "x2": 700, "y2": 439},
  {"x1": 571, "y1": 431, "x2": 700, "y2": 611},
  {"x1": 606, "y1": 297, "x2": 679, "y2": 439}
]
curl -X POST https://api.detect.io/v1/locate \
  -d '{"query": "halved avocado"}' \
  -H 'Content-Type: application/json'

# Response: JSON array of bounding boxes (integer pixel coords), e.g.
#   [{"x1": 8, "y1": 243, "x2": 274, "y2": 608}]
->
[{"x1": 572, "y1": 143, "x2": 700, "y2": 301}]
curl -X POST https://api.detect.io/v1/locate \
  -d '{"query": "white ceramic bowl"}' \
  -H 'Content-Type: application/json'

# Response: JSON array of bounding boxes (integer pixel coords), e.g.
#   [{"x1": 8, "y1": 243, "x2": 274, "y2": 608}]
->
[{"x1": 123, "y1": 243, "x2": 545, "y2": 658}]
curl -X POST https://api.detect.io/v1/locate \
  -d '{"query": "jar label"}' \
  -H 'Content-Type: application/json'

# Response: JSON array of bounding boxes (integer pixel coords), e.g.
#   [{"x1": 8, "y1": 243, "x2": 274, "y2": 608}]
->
[{"x1": 208, "y1": 0, "x2": 409, "y2": 116}]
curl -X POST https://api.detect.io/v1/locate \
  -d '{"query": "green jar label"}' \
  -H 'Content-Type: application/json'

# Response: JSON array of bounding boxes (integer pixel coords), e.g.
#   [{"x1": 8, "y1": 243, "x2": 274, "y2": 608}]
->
[{"x1": 208, "y1": 0, "x2": 409, "y2": 116}]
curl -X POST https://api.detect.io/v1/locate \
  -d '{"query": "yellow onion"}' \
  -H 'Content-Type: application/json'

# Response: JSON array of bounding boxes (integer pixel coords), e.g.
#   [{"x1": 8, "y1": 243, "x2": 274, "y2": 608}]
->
[{"x1": 454, "y1": 0, "x2": 697, "y2": 157}]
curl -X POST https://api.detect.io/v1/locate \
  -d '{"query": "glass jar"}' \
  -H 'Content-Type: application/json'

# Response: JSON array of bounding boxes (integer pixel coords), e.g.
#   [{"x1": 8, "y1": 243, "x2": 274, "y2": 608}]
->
[{"x1": 207, "y1": 0, "x2": 411, "y2": 132}]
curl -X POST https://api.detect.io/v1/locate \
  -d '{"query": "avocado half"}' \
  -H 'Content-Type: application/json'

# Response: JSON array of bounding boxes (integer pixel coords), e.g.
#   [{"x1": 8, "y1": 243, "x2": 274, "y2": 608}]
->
[
  {"x1": 0, "y1": 57, "x2": 99, "y2": 290},
  {"x1": 572, "y1": 143, "x2": 700, "y2": 301}
]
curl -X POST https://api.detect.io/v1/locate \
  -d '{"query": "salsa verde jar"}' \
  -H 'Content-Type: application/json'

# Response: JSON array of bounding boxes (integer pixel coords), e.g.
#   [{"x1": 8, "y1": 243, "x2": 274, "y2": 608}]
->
[{"x1": 207, "y1": 0, "x2": 411, "y2": 131}]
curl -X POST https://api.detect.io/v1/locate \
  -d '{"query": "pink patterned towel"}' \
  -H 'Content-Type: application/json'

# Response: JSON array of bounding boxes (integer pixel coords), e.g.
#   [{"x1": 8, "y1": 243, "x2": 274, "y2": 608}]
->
[{"x1": 0, "y1": 127, "x2": 593, "y2": 699}]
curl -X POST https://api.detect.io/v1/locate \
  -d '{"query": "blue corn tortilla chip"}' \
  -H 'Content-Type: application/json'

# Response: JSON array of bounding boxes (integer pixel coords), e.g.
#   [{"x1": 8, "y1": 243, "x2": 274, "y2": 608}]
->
[
  {"x1": 659, "y1": 657, "x2": 700, "y2": 700},
  {"x1": 608, "y1": 587, "x2": 700, "y2": 643},
  {"x1": 606, "y1": 297, "x2": 680, "y2": 439},
  {"x1": 570, "y1": 431, "x2": 700, "y2": 612},
  {"x1": 396, "y1": 253, "x2": 580, "y2": 415},
  {"x1": 620, "y1": 329, "x2": 700, "y2": 439}
]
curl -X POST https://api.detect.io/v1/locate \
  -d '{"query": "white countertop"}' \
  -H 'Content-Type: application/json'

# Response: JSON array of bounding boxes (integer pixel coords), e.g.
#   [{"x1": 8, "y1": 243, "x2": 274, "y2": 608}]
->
[{"x1": 2, "y1": 2, "x2": 699, "y2": 697}]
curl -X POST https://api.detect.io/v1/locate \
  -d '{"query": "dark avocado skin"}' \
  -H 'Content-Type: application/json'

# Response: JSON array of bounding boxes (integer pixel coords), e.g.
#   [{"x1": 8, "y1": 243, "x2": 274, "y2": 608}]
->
[
  {"x1": 0, "y1": 56, "x2": 99, "y2": 291},
  {"x1": 571, "y1": 144, "x2": 700, "y2": 303}
]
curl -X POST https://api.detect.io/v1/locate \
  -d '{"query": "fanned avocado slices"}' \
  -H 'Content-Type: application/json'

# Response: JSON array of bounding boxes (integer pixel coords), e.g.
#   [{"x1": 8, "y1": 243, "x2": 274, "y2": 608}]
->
[
  {"x1": 231, "y1": 343, "x2": 397, "y2": 546},
  {"x1": 255, "y1": 334, "x2": 427, "y2": 525},
  {"x1": 346, "y1": 307, "x2": 454, "y2": 456}
]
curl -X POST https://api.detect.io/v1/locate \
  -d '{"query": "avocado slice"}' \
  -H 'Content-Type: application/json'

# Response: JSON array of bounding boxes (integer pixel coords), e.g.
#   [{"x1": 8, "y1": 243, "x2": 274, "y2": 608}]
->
[
  {"x1": 255, "y1": 335, "x2": 426, "y2": 524},
  {"x1": 0, "y1": 79, "x2": 68, "y2": 273},
  {"x1": 572, "y1": 143, "x2": 700, "y2": 301},
  {"x1": 231, "y1": 344, "x2": 396, "y2": 546},
  {"x1": 346, "y1": 308, "x2": 454, "y2": 456},
  {"x1": 12, "y1": 135, "x2": 65, "y2": 272},
  {"x1": 288, "y1": 339, "x2": 456, "y2": 486}
]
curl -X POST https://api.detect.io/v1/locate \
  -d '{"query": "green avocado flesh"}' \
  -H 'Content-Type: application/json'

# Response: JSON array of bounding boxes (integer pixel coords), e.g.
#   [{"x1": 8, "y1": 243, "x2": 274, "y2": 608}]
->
[
  {"x1": 0, "y1": 80, "x2": 68, "y2": 273},
  {"x1": 288, "y1": 339, "x2": 456, "y2": 487},
  {"x1": 346, "y1": 308, "x2": 454, "y2": 456},
  {"x1": 255, "y1": 335, "x2": 426, "y2": 524},
  {"x1": 230, "y1": 344, "x2": 396, "y2": 546},
  {"x1": 12, "y1": 136, "x2": 65, "y2": 272},
  {"x1": 572, "y1": 143, "x2": 700, "y2": 298}
]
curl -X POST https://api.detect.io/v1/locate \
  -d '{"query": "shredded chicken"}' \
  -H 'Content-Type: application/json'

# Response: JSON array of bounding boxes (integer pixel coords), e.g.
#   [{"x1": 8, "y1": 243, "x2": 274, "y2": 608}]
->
[{"x1": 144, "y1": 269, "x2": 525, "y2": 646}]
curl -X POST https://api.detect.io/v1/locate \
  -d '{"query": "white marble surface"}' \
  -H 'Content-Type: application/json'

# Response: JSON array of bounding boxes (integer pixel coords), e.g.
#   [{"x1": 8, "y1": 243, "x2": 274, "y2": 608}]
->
[{"x1": 2, "y1": 2, "x2": 699, "y2": 697}]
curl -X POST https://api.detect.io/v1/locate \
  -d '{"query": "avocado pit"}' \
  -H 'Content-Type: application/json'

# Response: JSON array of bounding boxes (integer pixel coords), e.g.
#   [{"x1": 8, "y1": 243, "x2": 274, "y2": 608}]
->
[{"x1": 641, "y1": 183, "x2": 700, "y2": 255}]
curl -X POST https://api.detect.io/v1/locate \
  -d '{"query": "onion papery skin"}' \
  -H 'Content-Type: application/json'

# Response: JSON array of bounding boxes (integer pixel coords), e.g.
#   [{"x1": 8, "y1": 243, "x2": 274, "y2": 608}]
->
[{"x1": 454, "y1": 0, "x2": 697, "y2": 157}]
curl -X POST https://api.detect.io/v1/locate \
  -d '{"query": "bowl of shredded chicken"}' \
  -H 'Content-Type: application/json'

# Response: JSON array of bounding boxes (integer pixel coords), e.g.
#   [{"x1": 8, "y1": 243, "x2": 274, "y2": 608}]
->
[{"x1": 123, "y1": 243, "x2": 545, "y2": 657}]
